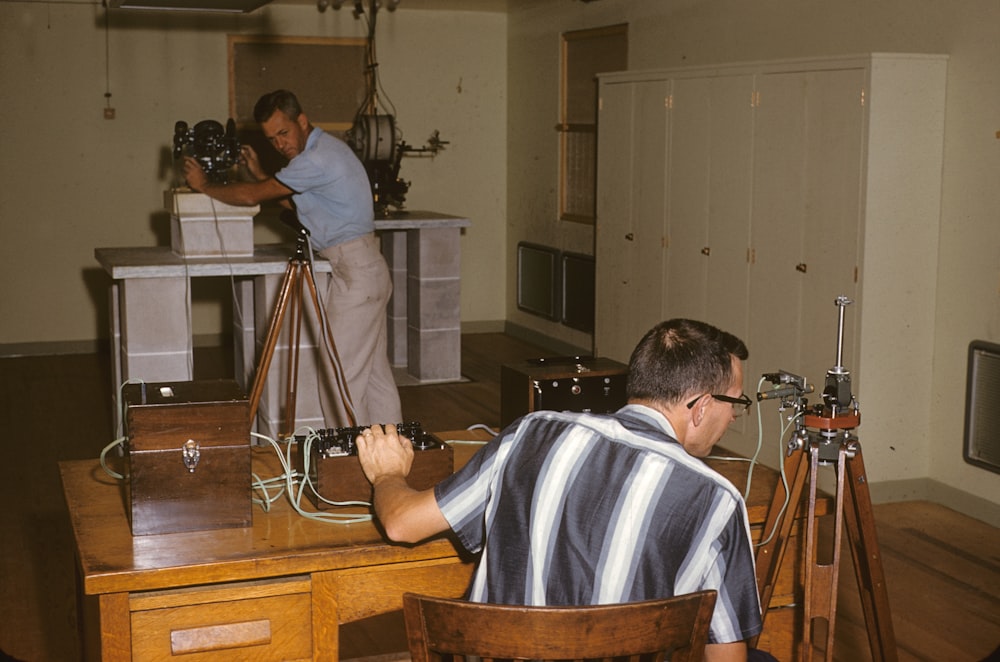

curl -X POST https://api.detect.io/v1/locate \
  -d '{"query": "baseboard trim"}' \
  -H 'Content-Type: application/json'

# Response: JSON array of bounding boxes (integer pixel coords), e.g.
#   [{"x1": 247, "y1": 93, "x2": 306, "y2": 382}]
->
[
  {"x1": 0, "y1": 339, "x2": 105, "y2": 357},
  {"x1": 460, "y1": 319, "x2": 505, "y2": 334},
  {"x1": 870, "y1": 477, "x2": 1000, "y2": 528}
]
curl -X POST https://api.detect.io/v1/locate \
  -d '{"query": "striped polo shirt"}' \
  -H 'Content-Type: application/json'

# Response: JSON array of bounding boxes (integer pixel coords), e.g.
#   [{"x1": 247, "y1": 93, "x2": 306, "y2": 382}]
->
[{"x1": 434, "y1": 404, "x2": 763, "y2": 645}]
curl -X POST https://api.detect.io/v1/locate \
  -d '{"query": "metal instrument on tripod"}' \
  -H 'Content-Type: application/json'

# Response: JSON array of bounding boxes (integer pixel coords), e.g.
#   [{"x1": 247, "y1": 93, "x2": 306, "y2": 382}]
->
[{"x1": 754, "y1": 296, "x2": 897, "y2": 662}]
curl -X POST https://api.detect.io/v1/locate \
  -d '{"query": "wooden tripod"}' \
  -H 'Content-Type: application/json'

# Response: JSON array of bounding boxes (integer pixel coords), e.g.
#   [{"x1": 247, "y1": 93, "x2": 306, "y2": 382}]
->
[
  {"x1": 753, "y1": 411, "x2": 897, "y2": 662},
  {"x1": 248, "y1": 226, "x2": 356, "y2": 438}
]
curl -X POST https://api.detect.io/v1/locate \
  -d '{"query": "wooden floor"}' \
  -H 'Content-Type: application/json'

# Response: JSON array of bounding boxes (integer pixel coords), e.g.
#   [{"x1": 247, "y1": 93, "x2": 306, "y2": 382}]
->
[{"x1": 0, "y1": 333, "x2": 997, "y2": 661}]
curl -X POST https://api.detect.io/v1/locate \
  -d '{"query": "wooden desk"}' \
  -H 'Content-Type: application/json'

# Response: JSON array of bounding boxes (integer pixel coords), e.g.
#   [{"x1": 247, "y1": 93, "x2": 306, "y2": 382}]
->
[{"x1": 62, "y1": 431, "x2": 824, "y2": 661}]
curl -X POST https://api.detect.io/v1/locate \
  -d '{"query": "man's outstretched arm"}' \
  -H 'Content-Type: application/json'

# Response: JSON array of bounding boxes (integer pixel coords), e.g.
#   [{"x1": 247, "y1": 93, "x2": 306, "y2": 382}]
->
[{"x1": 356, "y1": 424, "x2": 451, "y2": 543}]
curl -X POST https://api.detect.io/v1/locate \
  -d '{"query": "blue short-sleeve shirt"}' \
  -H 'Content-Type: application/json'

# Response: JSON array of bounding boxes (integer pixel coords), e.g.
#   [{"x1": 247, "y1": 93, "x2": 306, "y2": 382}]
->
[{"x1": 274, "y1": 127, "x2": 374, "y2": 250}]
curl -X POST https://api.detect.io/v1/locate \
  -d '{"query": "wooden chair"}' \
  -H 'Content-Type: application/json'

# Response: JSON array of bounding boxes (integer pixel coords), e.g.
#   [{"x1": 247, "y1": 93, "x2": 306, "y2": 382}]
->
[{"x1": 402, "y1": 590, "x2": 718, "y2": 662}]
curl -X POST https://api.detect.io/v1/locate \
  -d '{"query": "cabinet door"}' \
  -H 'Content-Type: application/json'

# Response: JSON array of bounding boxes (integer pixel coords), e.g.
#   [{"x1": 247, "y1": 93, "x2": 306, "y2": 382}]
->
[
  {"x1": 595, "y1": 79, "x2": 671, "y2": 362},
  {"x1": 666, "y1": 74, "x2": 755, "y2": 341},
  {"x1": 748, "y1": 67, "x2": 865, "y2": 413}
]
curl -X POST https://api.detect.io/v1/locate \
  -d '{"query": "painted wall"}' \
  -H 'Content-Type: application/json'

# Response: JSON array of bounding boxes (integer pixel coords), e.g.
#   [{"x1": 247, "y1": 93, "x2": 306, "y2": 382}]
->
[
  {"x1": 506, "y1": 0, "x2": 1000, "y2": 521},
  {"x1": 1, "y1": 0, "x2": 997, "y2": 521},
  {"x1": 0, "y1": 2, "x2": 507, "y2": 348}
]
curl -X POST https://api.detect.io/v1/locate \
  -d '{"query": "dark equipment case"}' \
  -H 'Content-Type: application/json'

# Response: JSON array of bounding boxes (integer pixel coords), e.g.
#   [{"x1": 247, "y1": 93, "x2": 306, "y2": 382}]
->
[
  {"x1": 123, "y1": 379, "x2": 252, "y2": 536},
  {"x1": 500, "y1": 356, "x2": 629, "y2": 428}
]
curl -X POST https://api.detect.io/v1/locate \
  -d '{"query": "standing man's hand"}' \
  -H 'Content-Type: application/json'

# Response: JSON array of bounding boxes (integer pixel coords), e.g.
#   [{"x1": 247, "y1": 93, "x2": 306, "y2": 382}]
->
[
  {"x1": 240, "y1": 145, "x2": 267, "y2": 181},
  {"x1": 182, "y1": 156, "x2": 209, "y2": 192}
]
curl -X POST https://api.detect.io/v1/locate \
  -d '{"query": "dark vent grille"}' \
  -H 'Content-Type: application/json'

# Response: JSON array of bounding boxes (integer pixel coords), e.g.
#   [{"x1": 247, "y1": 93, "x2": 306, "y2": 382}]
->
[{"x1": 964, "y1": 340, "x2": 1000, "y2": 474}]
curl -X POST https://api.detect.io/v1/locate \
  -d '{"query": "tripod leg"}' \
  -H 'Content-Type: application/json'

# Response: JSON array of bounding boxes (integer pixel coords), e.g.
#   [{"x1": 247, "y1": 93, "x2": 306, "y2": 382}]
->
[
  {"x1": 249, "y1": 261, "x2": 298, "y2": 425},
  {"x1": 753, "y1": 447, "x2": 811, "y2": 644},
  {"x1": 802, "y1": 444, "x2": 846, "y2": 662},
  {"x1": 283, "y1": 263, "x2": 305, "y2": 439},
  {"x1": 843, "y1": 446, "x2": 898, "y2": 662}
]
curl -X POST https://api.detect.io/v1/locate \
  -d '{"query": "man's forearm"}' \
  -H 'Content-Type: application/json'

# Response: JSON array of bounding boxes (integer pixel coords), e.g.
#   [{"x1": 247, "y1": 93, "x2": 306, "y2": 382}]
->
[
  {"x1": 704, "y1": 641, "x2": 747, "y2": 662},
  {"x1": 198, "y1": 181, "x2": 268, "y2": 207},
  {"x1": 371, "y1": 474, "x2": 449, "y2": 543}
]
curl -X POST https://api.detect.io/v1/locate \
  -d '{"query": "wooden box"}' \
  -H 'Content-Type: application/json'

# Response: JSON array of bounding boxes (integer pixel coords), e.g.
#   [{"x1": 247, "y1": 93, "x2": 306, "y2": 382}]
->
[
  {"x1": 123, "y1": 379, "x2": 252, "y2": 536},
  {"x1": 500, "y1": 357, "x2": 629, "y2": 428}
]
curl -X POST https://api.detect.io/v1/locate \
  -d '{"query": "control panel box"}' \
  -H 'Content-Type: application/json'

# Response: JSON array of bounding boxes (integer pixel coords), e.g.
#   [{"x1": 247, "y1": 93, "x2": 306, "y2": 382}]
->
[
  {"x1": 297, "y1": 424, "x2": 454, "y2": 509},
  {"x1": 123, "y1": 379, "x2": 252, "y2": 536},
  {"x1": 500, "y1": 357, "x2": 629, "y2": 428}
]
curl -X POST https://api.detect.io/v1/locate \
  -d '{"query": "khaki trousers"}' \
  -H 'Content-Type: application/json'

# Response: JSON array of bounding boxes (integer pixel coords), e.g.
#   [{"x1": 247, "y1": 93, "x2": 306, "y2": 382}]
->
[{"x1": 317, "y1": 233, "x2": 402, "y2": 427}]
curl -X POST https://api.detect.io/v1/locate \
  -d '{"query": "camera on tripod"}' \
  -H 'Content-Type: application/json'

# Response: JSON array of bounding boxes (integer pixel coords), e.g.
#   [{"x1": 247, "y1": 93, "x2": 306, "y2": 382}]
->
[{"x1": 173, "y1": 118, "x2": 241, "y2": 184}]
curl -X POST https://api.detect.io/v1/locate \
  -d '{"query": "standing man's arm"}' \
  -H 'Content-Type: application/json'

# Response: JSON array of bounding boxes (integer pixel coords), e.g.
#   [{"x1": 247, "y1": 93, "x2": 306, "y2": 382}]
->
[
  {"x1": 357, "y1": 424, "x2": 451, "y2": 543},
  {"x1": 183, "y1": 154, "x2": 293, "y2": 207}
]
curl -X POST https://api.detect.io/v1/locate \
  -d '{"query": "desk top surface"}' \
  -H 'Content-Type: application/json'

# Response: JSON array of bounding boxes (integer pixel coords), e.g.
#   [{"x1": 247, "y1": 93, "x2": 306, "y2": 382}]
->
[
  {"x1": 95, "y1": 210, "x2": 470, "y2": 279},
  {"x1": 60, "y1": 429, "x2": 807, "y2": 597}
]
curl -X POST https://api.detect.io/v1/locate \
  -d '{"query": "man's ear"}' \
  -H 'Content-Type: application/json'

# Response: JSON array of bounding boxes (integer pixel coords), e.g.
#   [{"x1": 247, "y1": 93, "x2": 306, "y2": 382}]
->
[
  {"x1": 688, "y1": 394, "x2": 709, "y2": 426},
  {"x1": 297, "y1": 112, "x2": 310, "y2": 131}
]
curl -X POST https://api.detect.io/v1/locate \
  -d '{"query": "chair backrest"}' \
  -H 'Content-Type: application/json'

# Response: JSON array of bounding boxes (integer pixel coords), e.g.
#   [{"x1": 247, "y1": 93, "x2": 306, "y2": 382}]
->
[{"x1": 402, "y1": 590, "x2": 718, "y2": 662}]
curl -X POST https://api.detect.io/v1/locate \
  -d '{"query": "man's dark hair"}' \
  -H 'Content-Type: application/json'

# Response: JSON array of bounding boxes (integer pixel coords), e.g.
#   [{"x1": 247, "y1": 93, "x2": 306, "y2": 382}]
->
[
  {"x1": 626, "y1": 318, "x2": 748, "y2": 406},
  {"x1": 253, "y1": 89, "x2": 303, "y2": 124}
]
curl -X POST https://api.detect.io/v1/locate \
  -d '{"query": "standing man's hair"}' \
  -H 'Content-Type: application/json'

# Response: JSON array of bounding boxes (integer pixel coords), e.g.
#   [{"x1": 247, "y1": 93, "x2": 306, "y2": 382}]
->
[
  {"x1": 253, "y1": 89, "x2": 304, "y2": 124},
  {"x1": 626, "y1": 319, "x2": 748, "y2": 406}
]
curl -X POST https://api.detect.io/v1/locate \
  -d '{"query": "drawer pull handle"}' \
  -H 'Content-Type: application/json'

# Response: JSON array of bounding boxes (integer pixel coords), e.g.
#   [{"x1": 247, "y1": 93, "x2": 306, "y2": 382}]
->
[{"x1": 170, "y1": 619, "x2": 272, "y2": 654}]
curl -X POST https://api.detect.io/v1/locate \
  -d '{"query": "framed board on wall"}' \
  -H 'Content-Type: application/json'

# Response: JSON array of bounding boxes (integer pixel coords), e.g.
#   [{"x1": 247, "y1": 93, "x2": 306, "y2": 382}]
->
[{"x1": 228, "y1": 35, "x2": 368, "y2": 133}]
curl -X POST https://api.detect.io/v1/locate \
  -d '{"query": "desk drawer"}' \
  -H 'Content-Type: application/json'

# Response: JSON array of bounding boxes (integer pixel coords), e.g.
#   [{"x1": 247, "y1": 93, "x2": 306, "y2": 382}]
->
[{"x1": 130, "y1": 577, "x2": 312, "y2": 661}]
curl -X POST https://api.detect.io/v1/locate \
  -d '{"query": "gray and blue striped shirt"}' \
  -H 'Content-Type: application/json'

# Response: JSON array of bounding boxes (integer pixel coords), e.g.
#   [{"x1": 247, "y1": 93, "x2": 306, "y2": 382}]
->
[{"x1": 435, "y1": 404, "x2": 763, "y2": 645}]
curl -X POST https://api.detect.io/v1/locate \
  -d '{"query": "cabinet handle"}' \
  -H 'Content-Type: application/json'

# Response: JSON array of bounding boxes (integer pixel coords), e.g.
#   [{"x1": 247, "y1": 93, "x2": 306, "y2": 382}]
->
[
  {"x1": 625, "y1": 233, "x2": 634, "y2": 241},
  {"x1": 701, "y1": 247, "x2": 711, "y2": 256},
  {"x1": 796, "y1": 263, "x2": 808, "y2": 273}
]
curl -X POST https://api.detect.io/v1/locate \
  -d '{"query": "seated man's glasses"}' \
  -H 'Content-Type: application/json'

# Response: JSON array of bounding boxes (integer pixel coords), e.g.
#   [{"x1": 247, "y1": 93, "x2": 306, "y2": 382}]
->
[{"x1": 686, "y1": 393, "x2": 753, "y2": 417}]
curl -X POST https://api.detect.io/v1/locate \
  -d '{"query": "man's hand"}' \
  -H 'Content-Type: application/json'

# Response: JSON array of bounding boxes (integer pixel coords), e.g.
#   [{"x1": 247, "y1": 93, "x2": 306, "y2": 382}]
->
[
  {"x1": 355, "y1": 423, "x2": 449, "y2": 543},
  {"x1": 239, "y1": 145, "x2": 267, "y2": 181},
  {"x1": 357, "y1": 423, "x2": 414, "y2": 486},
  {"x1": 182, "y1": 156, "x2": 209, "y2": 193}
]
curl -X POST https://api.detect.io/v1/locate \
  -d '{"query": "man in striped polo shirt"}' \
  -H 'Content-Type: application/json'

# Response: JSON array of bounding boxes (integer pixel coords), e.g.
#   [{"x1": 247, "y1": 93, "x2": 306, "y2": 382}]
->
[{"x1": 358, "y1": 319, "x2": 768, "y2": 662}]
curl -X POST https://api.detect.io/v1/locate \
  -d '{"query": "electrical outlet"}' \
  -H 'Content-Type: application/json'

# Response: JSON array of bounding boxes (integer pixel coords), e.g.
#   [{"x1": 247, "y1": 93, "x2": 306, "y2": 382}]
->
[{"x1": 104, "y1": 107, "x2": 116, "y2": 120}]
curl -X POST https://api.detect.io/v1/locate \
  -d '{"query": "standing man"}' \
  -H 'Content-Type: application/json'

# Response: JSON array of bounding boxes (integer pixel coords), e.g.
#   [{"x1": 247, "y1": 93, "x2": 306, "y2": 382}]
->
[
  {"x1": 183, "y1": 89, "x2": 402, "y2": 427},
  {"x1": 357, "y1": 318, "x2": 772, "y2": 662}
]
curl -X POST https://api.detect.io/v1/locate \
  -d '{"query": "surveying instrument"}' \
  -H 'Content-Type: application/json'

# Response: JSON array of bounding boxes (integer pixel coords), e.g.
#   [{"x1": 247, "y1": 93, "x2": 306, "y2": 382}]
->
[
  {"x1": 753, "y1": 296, "x2": 897, "y2": 661},
  {"x1": 248, "y1": 212, "x2": 356, "y2": 438}
]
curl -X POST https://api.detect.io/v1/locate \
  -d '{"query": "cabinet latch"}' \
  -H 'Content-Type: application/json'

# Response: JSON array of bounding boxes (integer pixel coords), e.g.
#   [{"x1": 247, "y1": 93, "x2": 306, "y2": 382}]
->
[{"x1": 182, "y1": 439, "x2": 201, "y2": 473}]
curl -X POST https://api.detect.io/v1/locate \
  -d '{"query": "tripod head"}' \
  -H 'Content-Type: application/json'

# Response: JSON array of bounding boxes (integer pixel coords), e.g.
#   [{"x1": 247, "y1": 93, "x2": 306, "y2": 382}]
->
[
  {"x1": 806, "y1": 296, "x2": 860, "y2": 430},
  {"x1": 280, "y1": 210, "x2": 312, "y2": 260},
  {"x1": 758, "y1": 296, "x2": 861, "y2": 462}
]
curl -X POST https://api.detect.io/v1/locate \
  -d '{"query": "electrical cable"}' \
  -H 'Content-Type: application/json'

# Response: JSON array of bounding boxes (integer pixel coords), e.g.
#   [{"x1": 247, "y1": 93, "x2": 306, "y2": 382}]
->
[{"x1": 251, "y1": 430, "x2": 373, "y2": 524}]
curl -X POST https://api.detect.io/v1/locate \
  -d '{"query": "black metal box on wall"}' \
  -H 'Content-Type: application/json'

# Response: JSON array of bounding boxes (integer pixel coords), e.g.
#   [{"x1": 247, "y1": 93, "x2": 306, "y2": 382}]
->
[{"x1": 500, "y1": 357, "x2": 629, "y2": 428}]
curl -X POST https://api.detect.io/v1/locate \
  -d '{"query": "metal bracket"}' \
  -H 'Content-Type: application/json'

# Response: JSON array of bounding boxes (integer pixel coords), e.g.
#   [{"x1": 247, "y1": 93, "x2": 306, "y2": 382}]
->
[{"x1": 182, "y1": 439, "x2": 201, "y2": 473}]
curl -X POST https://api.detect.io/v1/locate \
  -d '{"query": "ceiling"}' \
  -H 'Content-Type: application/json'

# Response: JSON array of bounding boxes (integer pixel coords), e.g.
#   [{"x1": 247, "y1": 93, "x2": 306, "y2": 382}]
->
[{"x1": 5, "y1": 0, "x2": 513, "y2": 11}]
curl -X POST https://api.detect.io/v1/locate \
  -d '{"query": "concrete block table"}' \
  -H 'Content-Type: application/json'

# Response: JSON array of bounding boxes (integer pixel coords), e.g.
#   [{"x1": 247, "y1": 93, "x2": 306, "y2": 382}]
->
[{"x1": 96, "y1": 211, "x2": 470, "y2": 436}]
